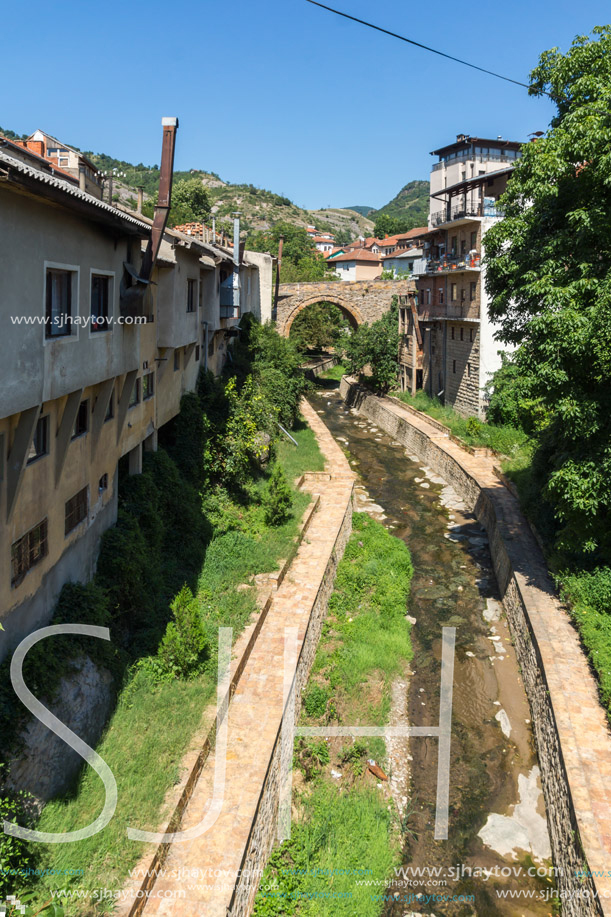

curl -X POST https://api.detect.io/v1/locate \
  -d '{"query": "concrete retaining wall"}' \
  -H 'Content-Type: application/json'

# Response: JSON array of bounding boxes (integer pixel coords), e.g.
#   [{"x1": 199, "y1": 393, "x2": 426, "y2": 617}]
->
[{"x1": 340, "y1": 376, "x2": 609, "y2": 917}]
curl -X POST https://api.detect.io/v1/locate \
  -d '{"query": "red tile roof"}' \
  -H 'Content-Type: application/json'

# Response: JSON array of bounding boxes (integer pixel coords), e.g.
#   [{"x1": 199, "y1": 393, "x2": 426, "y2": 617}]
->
[{"x1": 332, "y1": 249, "x2": 382, "y2": 263}]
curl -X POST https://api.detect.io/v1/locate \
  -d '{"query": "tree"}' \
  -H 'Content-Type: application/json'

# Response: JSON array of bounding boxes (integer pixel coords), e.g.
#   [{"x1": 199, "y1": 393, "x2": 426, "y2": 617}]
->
[
  {"x1": 484, "y1": 26, "x2": 611, "y2": 560},
  {"x1": 142, "y1": 177, "x2": 211, "y2": 227},
  {"x1": 334, "y1": 227, "x2": 353, "y2": 247},
  {"x1": 340, "y1": 299, "x2": 399, "y2": 393},
  {"x1": 290, "y1": 302, "x2": 351, "y2": 352},
  {"x1": 246, "y1": 222, "x2": 338, "y2": 283}
]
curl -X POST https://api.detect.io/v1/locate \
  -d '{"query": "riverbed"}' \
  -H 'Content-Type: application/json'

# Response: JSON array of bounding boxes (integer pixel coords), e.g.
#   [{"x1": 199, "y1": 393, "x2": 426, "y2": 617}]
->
[{"x1": 309, "y1": 386, "x2": 554, "y2": 917}]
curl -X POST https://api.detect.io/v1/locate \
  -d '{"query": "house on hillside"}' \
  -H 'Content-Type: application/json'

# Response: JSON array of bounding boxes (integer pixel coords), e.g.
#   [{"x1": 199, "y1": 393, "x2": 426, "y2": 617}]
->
[
  {"x1": 399, "y1": 133, "x2": 522, "y2": 416},
  {"x1": 13, "y1": 129, "x2": 105, "y2": 198},
  {"x1": 381, "y1": 246, "x2": 423, "y2": 277},
  {"x1": 329, "y1": 248, "x2": 382, "y2": 281},
  {"x1": 312, "y1": 235, "x2": 335, "y2": 253}
]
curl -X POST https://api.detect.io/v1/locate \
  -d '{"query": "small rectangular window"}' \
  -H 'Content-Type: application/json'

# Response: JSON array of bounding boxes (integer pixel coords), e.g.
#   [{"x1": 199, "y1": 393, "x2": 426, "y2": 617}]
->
[
  {"x1": 99, "y1": 473, "x2": 109, "y2": 493},
  {"x1": 438, "y1": 289, "x2": 444, "y2": 304},
  {"x1": 129, "y1": 378, "x2": 141, "y2": 408},
  {"x1": 470, "y1": 329, "x2": 474, "y2": 342},
  {"x1": 451, "y1": 284, "x2": 457, "y2": 302},
  {"x1": 470, "y1": 282, "x2": 477, "y2": 302},
  {"x1": 453, "y1": 360, "x2": 457, "y2": 374},
  {"x1": 467, "y1": 362, "x2": 471, "y2": 377},
  {"x1": 91, "y1": 274, "x2": 110, "y2": 331},
  {"x1": 460, "y1": 328, "x2": 464, "y2": 341},
  {"x1": 72, "y1": 400, "x2": 89, "y2": 439},
  {"x1": 470, "y1": 231, "x2": 477, "y2": 249},
  {"x1": 65, "y1": 486, "x2": 88, "y2": 535},
  {"x1": 195, "y1": 345, "x2": 201, "y2": 362},
  {"x1": 451, "y1": 327, "x2": 455, "y2": 340},
  {"x1": 11, "y1": 519, "x2": 48, "y2": 586},
  {"x1": 142, "y1": 372, "x2": 155, "y2": 400},
  {"x1": 187, "y1": 279, "x2": 197, "y2": 313},
  {"x1": 27, "y1": 416, "x2": 49, "y2": 464},
  {"x1": 46, "y1": 269, "x2": 73, "y2": 338},
  {"x1": 174, "y1": 349, "x2": 181, "y2": 372}
]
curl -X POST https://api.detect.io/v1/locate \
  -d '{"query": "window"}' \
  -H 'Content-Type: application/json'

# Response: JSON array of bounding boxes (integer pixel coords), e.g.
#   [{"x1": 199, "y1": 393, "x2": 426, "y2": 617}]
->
[
  {"x1": 45, "y1": 269, "x2": 73, "y2": 338},
  {"x1": 470, "y1": 231, "x2": 477, "y2": 250},
  {"x1": 470, "y1": 329, "x2": 474, "y2": 342},
  {"x1": 453, "y1": 360, "x2": 457, "y2": 374},
  {"x1": 91, "y1": 274, "x2": 110, "y2": 331},
  {"x1": 470, "y1": 282, "x2": 477, "y2": 302},
  {"x1": 143, "y1": 372, "x2": 155, "y2": 400},
  {"x1": 99, "y1": 473, "x2": 109, "y2": 493},
  {"x1": 11, "y1": 519, "x2": 48, "y2": 587},
  {"x1": 65, "y1": 486, "x2": 88, "y2": 535},
  {"x1": 27, "y1": 416, "x2": 49, "y2": 464},
  {"x1": 461, "y1": 288, "x2": 466, "y2": 303},
  {"x1": 451, "y1": 283, "x2": 457, "y2": 302},
  {"x1": 72, "y1": 400, "x2": 89, "y2": 439},
  {"x1": 187, "y1": 279, "x2": 197, "y2": 313},
  {"x1": 438, "y1": 289, "x2": 444, "y2": 304},
  {"x1": 467, "y1": 362, "x2": 471, "y2": 378},
  {"x1": 174, "y1": 349, "x2": 181, "y2": 372},
  {"x1": 129, "y1": 378, "x2": 141, "y2": 408},
  {"x1": 451, "y1": 326, "x2": 455, "y2": 340},
  {"x1": 195, "y1": 345, "x2": 201, "y2": 362},
  {"x1": 460, "y1": 239, "x2": 467, "y2": 255},
  {"x1": 426, "y1": 289, "x2": 431, "y2": 305},
  {"x1": 450, "y1": 236, "x2": 457, "y2": 255},
  {"x1": 105, "y1": 392, "x2": 114, "y2": 422},
  {"x1": 460, "y1": 328, "x2": 464, "y2": 341}
]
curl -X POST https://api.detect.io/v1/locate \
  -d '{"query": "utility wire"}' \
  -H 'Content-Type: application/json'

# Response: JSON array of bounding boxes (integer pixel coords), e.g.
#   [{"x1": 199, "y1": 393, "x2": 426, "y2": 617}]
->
[{"x1": 305, "y1": 0, "x2": 532, "y2": 91}]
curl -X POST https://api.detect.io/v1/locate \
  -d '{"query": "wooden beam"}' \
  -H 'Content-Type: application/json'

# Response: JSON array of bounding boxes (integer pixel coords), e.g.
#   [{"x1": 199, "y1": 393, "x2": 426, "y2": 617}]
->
[{"x1": 55, "y1": 390, "x2": 83, "y2": 487}]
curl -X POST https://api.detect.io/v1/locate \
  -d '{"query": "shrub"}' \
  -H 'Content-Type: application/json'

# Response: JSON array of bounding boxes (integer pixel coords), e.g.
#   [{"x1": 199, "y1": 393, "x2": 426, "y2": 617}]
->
[
  {"x1": 157, "y1": 586, "x2": 208, "y2": 679},
  {"x1": 302, "y1": 684, "x2": 329, "y2": 718},
  {"x1": 466, "y1": 416, "x2": 481, "y2": 438},
  {"x1": 263, "y1": 466, "x2": 293, "y2": 526},
  {"x1": 0, "y1": 766, "x2": 35, "y2": 897}
]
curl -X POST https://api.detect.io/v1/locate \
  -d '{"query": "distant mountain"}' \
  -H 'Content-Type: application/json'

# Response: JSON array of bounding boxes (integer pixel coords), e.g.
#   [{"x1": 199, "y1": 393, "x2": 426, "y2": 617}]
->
[
  {"x1": 344, "y1": 205, "x2": 374, "y2": 217},
  {"x1": 369, "y1": 180, "x2": 430, "y2": 229}
]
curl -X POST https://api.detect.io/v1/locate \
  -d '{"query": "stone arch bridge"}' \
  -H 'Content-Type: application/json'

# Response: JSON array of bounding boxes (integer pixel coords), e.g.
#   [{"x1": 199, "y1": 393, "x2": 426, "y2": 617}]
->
[{"x1": 275, "y1": 280, "x2": 413, "y2": 337}]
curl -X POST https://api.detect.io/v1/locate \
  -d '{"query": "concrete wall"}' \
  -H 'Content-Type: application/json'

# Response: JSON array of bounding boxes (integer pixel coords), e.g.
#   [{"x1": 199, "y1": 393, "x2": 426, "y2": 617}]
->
[{"x1": 339, "y1": 377, "x2": 604, "y2": 917}]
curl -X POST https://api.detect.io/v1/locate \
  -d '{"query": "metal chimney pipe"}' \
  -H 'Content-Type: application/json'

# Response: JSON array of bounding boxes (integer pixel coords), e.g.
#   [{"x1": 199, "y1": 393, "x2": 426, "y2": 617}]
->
[
  {"x1": 78, "y1": 167, "x2": 86, "y2": 192},
  {"x1": 140, "y1": 117, "x2": 179, "y2": 282}
]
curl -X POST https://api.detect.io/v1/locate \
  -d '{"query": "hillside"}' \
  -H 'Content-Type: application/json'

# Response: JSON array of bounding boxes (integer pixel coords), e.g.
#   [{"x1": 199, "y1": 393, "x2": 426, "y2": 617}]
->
[
  {"x1": 369, "y1": 179, "x2": 430, "y2": 229},
  {"x1": 345, "y1": 205, "x2": 374, "y2": 217}
]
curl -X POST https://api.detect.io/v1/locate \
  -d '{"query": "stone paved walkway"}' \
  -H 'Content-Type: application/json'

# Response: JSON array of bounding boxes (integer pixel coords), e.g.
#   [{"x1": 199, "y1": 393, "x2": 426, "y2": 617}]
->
[
  {"x1": 129, "y1": 401, "x2": 354, "y2": 916},
  {"x1": 347, "y1": 384, "x2": 611, "y2": 915}
]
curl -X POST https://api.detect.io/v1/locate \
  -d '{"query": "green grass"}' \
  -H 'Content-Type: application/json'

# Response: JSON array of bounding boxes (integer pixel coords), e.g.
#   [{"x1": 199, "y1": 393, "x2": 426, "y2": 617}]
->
[
  {"x1": 560, "y1": 568, "x2": 611, "y2": 719},
  {"x1": 253, "y1": 513, "x2": 413, "y2": 917},
  {"x1": 393, "y1": 389, "x2": 533, "y2": 477},
  {"x1": 319, "y1": 363, "x2": 346, "y2": 382},
  {"x1": 27, "y1": 421, "x2": 324, "y2": 913}
]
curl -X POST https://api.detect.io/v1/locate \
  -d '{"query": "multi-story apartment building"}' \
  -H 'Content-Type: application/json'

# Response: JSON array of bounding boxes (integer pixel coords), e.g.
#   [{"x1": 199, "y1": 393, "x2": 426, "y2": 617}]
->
[
  {"x1": 0, "y1": 134, "x2": 272, "y2": 659},
  {"x1": 399, "y1": 134, "x2": 521, "y2": 416}
]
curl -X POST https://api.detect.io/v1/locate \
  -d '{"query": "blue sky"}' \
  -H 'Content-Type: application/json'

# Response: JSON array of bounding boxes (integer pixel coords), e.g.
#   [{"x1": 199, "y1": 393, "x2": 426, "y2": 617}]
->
[{"x1": 2, "y1": 0, "x2": 610, "y2": 210}]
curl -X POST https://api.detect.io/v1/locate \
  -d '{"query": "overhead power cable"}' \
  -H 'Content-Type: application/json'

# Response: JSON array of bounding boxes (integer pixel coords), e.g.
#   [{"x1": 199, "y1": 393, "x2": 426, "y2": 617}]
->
[{"x1": 305, "y1": 0, "x2": 532, "y2": 91}]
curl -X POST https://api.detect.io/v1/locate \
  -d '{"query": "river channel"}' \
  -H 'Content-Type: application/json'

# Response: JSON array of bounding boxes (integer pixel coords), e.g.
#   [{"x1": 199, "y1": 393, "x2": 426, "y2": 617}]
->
[{"x1": 309, "y1": 385, "x2": 555, "y2": 917}]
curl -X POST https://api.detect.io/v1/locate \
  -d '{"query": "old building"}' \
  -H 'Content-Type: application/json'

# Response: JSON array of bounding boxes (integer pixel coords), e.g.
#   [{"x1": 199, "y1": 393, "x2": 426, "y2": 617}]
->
[
  {"x1": 399, "y1": 134, "x2": 521, "y2": 416},
  {"x1": 328, "y1": 248, "x2": 383, "y2": 281},
  {"x1": 0, "y1": 133, "x2": 272, "y2": 659},
  {"x1": 13, "y1": 129, "x2": 105, "y2": 198}
]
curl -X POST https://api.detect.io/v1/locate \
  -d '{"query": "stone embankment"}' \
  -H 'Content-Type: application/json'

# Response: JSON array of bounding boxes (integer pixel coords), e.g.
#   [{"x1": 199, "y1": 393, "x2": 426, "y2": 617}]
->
[
  {"x1": 340, "y1": 376, "x2": 611, "y2": 917},
  {"x1": 120, "y1": 399, "x2": 355, "y2": 917}
]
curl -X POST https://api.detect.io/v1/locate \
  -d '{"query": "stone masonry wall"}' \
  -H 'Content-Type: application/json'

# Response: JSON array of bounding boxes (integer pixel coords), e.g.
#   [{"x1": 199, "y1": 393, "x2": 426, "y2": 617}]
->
[{"x1": 340, "y1": 377, "x2": 607, "y2": 917}]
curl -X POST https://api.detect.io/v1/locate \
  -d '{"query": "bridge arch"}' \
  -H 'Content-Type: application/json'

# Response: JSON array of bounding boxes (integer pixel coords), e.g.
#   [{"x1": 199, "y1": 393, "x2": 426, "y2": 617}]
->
[{"x1": 280, "y1": 295, "x2": 365, "y2": 338}]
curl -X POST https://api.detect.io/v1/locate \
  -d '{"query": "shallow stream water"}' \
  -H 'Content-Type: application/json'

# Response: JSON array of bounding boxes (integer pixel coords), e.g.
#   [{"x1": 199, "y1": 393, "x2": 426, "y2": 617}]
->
[{"x1": 309, "y1": 387, "x2": 554, "y2": 917}]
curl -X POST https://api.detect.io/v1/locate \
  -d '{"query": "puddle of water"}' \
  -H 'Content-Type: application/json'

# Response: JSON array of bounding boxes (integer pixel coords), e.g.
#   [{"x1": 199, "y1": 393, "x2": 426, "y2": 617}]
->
[{"x1": 310, "y1": 389, "x2": 554, "y2": 916}]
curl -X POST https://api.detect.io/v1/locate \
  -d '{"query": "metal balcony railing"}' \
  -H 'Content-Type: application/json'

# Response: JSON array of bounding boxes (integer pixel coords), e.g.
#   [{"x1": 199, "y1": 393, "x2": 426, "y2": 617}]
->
[
  {"x1": 431, "y1": 151, "x2": 520, "y2": 172},
  {"x1": 430, "y1": 202, "x2": 505, "y2": 227},
  {"x1": 412, "y1": 253, "x2": 481, "y2": 275}
]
